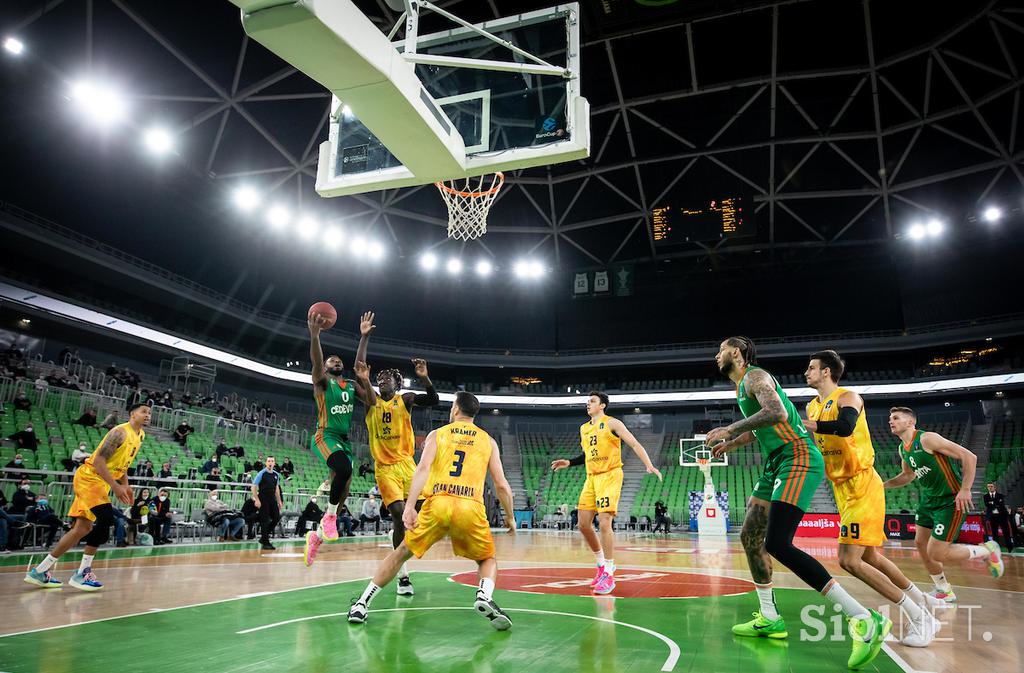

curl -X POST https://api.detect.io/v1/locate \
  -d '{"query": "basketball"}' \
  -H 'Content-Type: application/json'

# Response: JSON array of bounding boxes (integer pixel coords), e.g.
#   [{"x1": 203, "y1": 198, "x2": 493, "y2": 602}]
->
[{"x1": 308, "y1": 301, "x2": 337, "y2": 329}]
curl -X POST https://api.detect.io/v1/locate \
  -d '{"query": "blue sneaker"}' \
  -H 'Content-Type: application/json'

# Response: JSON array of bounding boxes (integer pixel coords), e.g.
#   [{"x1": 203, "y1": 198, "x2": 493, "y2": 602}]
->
[
  {"x1": 68, "y1": 568, "x2": 103, "y2": 592},
  {"x1": 24, "y1": 568, "x2": 63, "y2": 588}
]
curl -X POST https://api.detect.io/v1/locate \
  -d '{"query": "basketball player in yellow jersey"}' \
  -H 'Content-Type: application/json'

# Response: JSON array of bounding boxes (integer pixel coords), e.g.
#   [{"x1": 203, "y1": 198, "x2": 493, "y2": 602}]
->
[
  {"x1": 803, "y1": 351, "x2": 940, "y2": 647},
  {"x1": 552, "y1": 391, "x2": 662, "y2": 595},
  {"x1": 348, "y1": 392, "x2": 517, "y2": 630},
  {"x1": 24, "y1": 402, "x2": 151, "y2": 592},
  {"x1": 353, "y1": 357, "x2": 439, "y2": 595}
]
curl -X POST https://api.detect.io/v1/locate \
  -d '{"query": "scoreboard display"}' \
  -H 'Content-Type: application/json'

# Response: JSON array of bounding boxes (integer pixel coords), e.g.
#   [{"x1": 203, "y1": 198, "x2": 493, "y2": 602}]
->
[{"x1": 651, "y1": 196, "x2": 754, "y2": 246}]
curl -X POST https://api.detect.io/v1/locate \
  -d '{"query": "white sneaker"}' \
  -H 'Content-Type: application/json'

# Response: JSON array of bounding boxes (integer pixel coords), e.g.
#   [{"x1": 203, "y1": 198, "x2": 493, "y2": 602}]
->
[
  {"x1": 396, "y1": 576, "x2": 414, "y2": 596},
  {"x1": 901, "y1": 610, "x2": 939, "y2": 648},
  {"x1": 347, "y1": 601, "x2": 367, "y2": 624},
  {"x1": 983, "y1": 540, "x2": 1005, "y2": 578}
]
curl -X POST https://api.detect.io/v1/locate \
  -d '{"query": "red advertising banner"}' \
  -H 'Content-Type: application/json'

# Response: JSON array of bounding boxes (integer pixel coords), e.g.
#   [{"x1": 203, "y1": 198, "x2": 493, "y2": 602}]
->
[{"x1": 795, "y1": 513, "x2": 841, "y2": 538}]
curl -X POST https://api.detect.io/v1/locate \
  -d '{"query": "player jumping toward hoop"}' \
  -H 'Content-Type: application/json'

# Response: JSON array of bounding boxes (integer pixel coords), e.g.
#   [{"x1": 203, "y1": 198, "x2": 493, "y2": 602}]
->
[
  {"x1": 551, "y1": 391, "x2": 662, "y2": 595},
  {"x1": 804, "y1": 351, "x2": 940, "y2": 647},
  {"x1": 303, "y1": 310, "x2": 373, "y2": 564},
  {"x1": 884, "y1": 406, "x2": 1004, "y2": 604},
  {"x1": 707, "y1": 337, "x2": 890, "y2": 670}
]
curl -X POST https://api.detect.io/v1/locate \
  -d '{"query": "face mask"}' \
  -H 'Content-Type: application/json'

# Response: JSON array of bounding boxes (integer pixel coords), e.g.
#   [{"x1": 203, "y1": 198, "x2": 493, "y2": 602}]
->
[
  {"x1": 211, "y1": 495, "x2": 218, "y2": 500},
  {"x1": 158, "y1": 495, "x2": 167, "y2": 502},
  {"x1": 25, "y1": 428, "x2": 32, "y2": 433},
  {"x1": 14, "y1": 459, "x2": 22, "y2": 465},
  {"x1": 80, "y1": 445, "x2": 87, "y2": 451},
  {"x1": 38, "y1": 499, "x2": 48, "y2": 507},
  {"x1": 20, "y1": 484, "x2": 29, "y2": 490}
]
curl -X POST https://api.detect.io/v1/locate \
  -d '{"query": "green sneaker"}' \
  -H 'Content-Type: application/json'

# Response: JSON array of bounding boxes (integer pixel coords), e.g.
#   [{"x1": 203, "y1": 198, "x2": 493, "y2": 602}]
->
[
  {"x1": 732, "y1": 611, "x2": 788, "y2": 639},
  {"x1": 847, "y1": 609, "x2": 892, "y2": 670}
]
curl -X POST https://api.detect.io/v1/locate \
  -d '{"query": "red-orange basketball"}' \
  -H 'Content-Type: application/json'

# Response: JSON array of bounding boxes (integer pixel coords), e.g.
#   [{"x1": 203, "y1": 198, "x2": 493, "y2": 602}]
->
[{"x1": 308, "y1": 301, "x2": 337, "y2": 329}]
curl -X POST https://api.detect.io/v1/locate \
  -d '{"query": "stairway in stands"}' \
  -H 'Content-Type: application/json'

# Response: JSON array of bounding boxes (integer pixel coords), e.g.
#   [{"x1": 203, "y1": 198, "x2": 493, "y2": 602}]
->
[
  {"x1": 968, "y1": 421, "x2": 993, "y2": 495},
  {"x1": 500, "y1": 431, "x2": 527, "y2": 508}
]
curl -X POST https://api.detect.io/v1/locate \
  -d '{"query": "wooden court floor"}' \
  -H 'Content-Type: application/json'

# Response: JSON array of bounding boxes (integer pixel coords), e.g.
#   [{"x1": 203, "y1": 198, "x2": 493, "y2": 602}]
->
[{"x1": 0, "y1": 531, "x2": 1020, "y2": 673}]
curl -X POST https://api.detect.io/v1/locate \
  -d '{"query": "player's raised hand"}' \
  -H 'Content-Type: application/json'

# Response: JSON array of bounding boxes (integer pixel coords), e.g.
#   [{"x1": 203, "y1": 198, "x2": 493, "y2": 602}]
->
[
  {"x1": 354, "y1": 360, "x2": 371, "y2": 381},
  {"x1": 647, "y1": 465, "x2": 663, "y2": 482},
  {"x1": 412, "y1": 358, "x2": 428, "y2": 378},
  {"x1": 308, "y1": 313, "x2": 327, "y2": 335},
  {"x1": 359, "y1": 311, "x2": 376, "y2": 336},
  {"x1": 550, "y1": 459, "x2": 570, "y2": 471},
  {"x1": 402, "y1": 505, "x2": 419, "y2": 531}
]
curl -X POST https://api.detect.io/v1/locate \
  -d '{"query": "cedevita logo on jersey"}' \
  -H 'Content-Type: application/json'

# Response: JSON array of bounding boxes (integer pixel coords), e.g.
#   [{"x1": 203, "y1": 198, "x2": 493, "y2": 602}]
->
[
  {"x1": 912, "y1": 465, "x2": 932, "y2": 479},
  {"x1": 331, "y1": 404, "x2": 353, "y2": 415}
]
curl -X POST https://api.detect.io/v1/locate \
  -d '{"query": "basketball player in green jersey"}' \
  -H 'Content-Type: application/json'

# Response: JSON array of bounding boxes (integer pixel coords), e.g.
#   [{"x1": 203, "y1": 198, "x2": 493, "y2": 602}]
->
[
  {"x1": 707, "y1": 337, "x2": 889, "y2": 670},
  {"x1": 303, "y1": 309, "x2": 374, "y2": 565},
  {"x1": 884, "y1": 406, "x2": 1004, "y2": 603}
]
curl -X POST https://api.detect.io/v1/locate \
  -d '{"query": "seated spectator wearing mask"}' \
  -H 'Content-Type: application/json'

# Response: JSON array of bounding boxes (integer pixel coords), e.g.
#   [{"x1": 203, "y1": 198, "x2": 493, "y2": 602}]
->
[
  {"x1": 204, "y1": 490, "x2": 245, "y2": 541},
  {"x1": 64, "y1": 442, "x2": 92, "y2": 471},
  {"x1": 73, "y1": 408, "x2": 97, "y2": 427},
  {"x1": 295, "y1": 495, "x2": 325, "y2": 536},
  {"x1": 5, "y1": 453, "x2": 26, "y2": 476},
  {"x1": 157, "y1": 462, "x2": 175, "y2": 487},
  {"x1": 9, "y1": 425, "x2": 38, "y2": 451},
  {"x1": 28, "y1": 493, "x2": 64, "y2": 546},
  {"x1": 205, "y1": 466, "x2": 225, "y2": 490},
  {"x1": 12, "y1": 478, "x2": 37, "y2": 514},
  {"x1": 173, "y1": 422, "x2": 193, "y2": 446},
  {"x1": 130, "y1": 488, "x2": 154, "y2": 540},
  {"x1": 13, "y1": 393, "x2": 31, "y2": 412},
  {"x1": 357, "y1": 495, "x2": 381, "y2": 534},
  {"x1": 150, "y1": 488, "x2": 173, "y2": 545}
]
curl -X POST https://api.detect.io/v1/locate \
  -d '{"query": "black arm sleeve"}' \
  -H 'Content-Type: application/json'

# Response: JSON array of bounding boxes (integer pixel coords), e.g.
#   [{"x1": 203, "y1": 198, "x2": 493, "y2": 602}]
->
[
  {"x1": 567, "y1": 454, "x2": 587, "y2": 467},
  {"x1": 411, "y1": 382, "x2": 439, "y2": 407},
  {"x1": 812, "y1": 405, "x2": 860, "y2": 437}
]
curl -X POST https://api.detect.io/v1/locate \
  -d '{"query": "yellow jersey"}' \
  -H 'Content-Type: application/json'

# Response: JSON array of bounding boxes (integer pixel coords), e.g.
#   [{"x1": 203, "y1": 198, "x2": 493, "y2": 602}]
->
[
  {"x1": 366, "y1": 393, "x2": 415, "y2": 465},
  {"x1": 80, "y1": 422, "x2": 144, "y2": 482},
  {"x1": 581, "y1": 415, "x2": 622, "y2": 475},
  {"x1": 806, "y1": 387, "x2": 874, "y2": 484},
  {"x1": 426, "y1": 421, "x2": 493, "y2": 504}
]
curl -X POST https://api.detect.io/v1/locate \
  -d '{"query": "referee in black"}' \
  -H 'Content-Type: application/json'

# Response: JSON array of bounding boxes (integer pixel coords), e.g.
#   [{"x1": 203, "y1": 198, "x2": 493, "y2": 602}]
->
[{"x1": 251, "y1": 456, "x2": 284, "y2": 550}]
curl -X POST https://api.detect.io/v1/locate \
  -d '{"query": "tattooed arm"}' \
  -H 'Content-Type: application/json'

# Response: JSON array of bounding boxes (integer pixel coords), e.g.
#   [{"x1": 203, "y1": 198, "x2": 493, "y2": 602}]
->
[
  {"x1": 707, "y1": 369, "x2": 787, "y2": 449},
  {"x1": 90, "y1": 426, "x2": 132, "y2": 504}
]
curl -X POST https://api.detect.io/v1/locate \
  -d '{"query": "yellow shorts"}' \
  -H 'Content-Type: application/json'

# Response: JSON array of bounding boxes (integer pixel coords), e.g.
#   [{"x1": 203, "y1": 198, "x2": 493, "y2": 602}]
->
[
  {"x1": 67, "y1": 471, "x2": 113, "y2": 521},
  {"x1": 832, "y1": 468, "x2": 886, "y2": 547},
  {"x1": 404, "y1": 496, "x2": 494, "y2": 562},
  {"x1": 375, "y1": 457, "x2": 416, "y2": 507},
  {"x1": 578, "y1": 468, "x2": 624, "y2": 514}
]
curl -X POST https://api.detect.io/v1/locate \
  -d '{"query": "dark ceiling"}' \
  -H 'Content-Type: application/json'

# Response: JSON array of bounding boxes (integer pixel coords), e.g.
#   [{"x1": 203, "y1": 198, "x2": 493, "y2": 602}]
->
[{"x1": 2, "y1": 0, "x2": 1023, "y2": 325}]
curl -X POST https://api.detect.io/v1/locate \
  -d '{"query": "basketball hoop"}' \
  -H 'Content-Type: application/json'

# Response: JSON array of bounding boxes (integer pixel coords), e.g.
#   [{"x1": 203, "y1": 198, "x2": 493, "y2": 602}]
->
[{"x1": 435, "y1": 172, "x2": 504, "y2": 240}]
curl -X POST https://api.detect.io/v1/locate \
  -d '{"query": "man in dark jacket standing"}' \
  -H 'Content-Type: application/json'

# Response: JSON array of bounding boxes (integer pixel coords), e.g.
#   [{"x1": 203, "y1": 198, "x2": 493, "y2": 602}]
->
[
  {"x1": 983, "y1": 482, "x2": 1016, "y2": 550},
  {"x1": 251, "y1": 457, "x2": 283, "y2": 550}
]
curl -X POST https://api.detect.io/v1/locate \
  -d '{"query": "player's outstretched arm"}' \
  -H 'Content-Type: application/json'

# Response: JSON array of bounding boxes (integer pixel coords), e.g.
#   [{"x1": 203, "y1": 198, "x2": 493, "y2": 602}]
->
[
  {"x1": 308, "y1": 314, "x2": 327, "y2": 386},
  {"x1": 609, "y1": 418, "x2": 662, "y2": 481},
  {"x1": 354, "y1": 311, "x2": 375, "y2": 369},
  {"x1": 922, "y1": 432, "x2": 977, "y2": 512},
  {"x1": 883, "y1": 459, "x2": 916, "y2": 489},
  {"x1": 353, "y1": 360, "x2": 377, "y2": 407},
  {"x1": 487, "y1": 438, "x2": 516, "y2": 534},
  {"x1": 403, "y1": 430, "x2": 437, "y2": 531},
  {"x1": 710, "y1": 431, "x2": 754, "y2": 458},
  {"x1": 404, "y1": 358, "x2": 440, "y2": 408}
]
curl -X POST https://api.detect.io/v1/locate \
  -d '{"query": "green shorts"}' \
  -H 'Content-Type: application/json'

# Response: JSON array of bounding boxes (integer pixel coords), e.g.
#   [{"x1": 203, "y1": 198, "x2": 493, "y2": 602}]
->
[
  {"x1": 311, "y1": 430, "x2": 352, "y2": 464},
  {"x1": 751, "y1": 440, "x2": 825, "y2": 512},
  {"x1": 915, "y1": 499, "x2": 965, "y2": 542}
]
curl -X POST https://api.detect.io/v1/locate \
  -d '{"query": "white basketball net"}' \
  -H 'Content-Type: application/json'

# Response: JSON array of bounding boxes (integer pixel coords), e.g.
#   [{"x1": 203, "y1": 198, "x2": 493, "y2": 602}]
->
[{"x1": 435, "y1": 172, "x2": 504, "y2": 240}]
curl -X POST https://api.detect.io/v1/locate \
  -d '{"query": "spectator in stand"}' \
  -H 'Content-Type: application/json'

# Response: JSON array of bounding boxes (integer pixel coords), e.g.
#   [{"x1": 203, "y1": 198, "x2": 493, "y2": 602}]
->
[
  {"x1": 130, "y1": 488, "x2": 154, "y2": 540},
  {"x1": 358, "y1": 495, "x2": 381, "y2": 534},
  {"x1": 200, "y1": 455, "x2": 218, "y2": 474},
  {"x1": 215, "y1": 440, "x2": 229, "y2": 459},
  {"x1": 34, "y1": 374, "x2": 48, "y2": 393},
  {"x1": 136, "y1": 460, "x2": 155, "y2": 483},
  {"x1": 252, "y1": 457, "x2": 283, "y2": 550},
  {"x1": 241, "y1": 496, "x2": 260, "y2": 540},
  {"x1": 358, "y1": 461, "x2": 374, "y2": 478},
  {"x1": 339, "y1": 503, "x2": 356, "y2": 537},
  {"x1": 653, "y1": 500, "x2": 671, "y2": 534},
  {"x1": 150, "y1": 488, "x2": 173, "y2": 545},
  {"x1": 73, "y1": 408, "x2": 97, "y2": 427},
  {"x1": 173, "y1": 421, "x2": 194, "y2": 446},
  {"x1": 112, "y1": 506, "x2": 130, "y2": 547},
  {"x1": 1, "y1": 489, "x2": 30, "y2": 553},
  {"x1": 295, "y1": 495, "x2": 325, "y2": 536},
  {"x1": 9, "y1": 424, "x2": 39, "y2": 451},
  {"x1": 204, "y1": 489, "x2": 245, "y2": 541},
  {"x1": 67, "y1": 442, "x2": 91, "y2": 470},
  {"x1": 13, "y1": 393, "x2": 31, "y2": 412},
  {"x1": 11, "y1": 478, "x2": 37, "y2": 514},
  {"x1": 27, "y1": 493, "x2": 64, "y2": 546},
  {"x1": 280, "y1": 458, "x2": 295, "y2": 479},
  {"x1": 157, "y1": 462, "x2": 175, "y2": 486},
  {"x1": 5, "y1": 453, "x2": 25, "y2": 471},
  {"x1": 100, "y1": 410, "x2": 119, "y2": 430},
  {"x1": 205, "y1": 466, "x2": 225, "y2": 490},
  {"x1": 106, "y1": 362, "x2": 118, "y2": 377}
]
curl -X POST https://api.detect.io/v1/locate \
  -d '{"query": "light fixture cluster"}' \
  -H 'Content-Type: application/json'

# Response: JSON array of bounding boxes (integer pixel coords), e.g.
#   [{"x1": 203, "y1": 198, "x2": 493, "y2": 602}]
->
[
  {"x1": 419, "y1": 253, "x2": 544, "y2": 279},
  {"x1": 905, "y1": 204, "x2": 1013, "y2": 242}
]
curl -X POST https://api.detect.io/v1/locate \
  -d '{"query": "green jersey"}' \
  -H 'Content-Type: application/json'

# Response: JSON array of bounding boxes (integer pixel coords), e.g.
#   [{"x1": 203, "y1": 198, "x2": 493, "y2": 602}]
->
[
  {"x1": 736, "y1": 366, "x2": 814, "y2": 457},
  {"x1": 899, "y1": 430, "x2": 962, "y2": 503},
  {"x1": 315, "y1": 377, "x2": 356, "y2": 437}
]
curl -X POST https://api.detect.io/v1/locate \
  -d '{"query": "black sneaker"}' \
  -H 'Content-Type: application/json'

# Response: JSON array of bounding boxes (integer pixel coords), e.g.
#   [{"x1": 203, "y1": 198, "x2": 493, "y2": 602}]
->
[
  {"x1": 474, "y1": 594, "x2": 512, "y2": 631},
  {"x1": 397, "y1": 576, "x2": 414, "y2": 596},
  {"x1": 261, "y1": 542, "x2": 275, "y2": 550}
]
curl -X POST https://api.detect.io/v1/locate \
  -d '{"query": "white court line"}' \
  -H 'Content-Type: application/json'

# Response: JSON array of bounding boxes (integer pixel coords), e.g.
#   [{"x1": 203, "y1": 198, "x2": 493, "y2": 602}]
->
[
  {"x1": 881, "y1": 642, "x2": 938, "y2": 673},
  {"x1": 236, "y1": 606, "x2": 682, "y2": 672}
]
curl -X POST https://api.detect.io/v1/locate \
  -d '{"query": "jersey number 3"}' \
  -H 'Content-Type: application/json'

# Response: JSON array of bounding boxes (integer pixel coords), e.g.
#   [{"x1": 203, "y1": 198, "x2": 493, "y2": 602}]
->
[{"x1": 450, "y1": 450, "x2": 466, "y2": 477}]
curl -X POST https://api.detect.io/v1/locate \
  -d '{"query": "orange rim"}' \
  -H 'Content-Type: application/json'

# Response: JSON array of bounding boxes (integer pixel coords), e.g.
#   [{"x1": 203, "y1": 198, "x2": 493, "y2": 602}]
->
[{"x1": 435, "y1": 172, "x2": 504, "y2": 198}]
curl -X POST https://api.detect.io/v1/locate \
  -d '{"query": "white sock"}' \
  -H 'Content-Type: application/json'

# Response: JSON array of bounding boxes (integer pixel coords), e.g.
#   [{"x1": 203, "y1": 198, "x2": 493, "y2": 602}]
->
[
  {"x1": 327, "y1": 503, "x2": 339, "y2": 516},
  {"x1": 35, "y1": 554, "x2": 58, "y2": 574},
  {"x1": 478, "y1": 577, "x2": 495, "y2": 600},
  {"x1": 902, "y1": 582, "x2": 926, "y2": 605},
  {"x1": 823, "y1": 581, "x2": 871, "y2": 630},
  {"x1": 930, "y1": 572, "x2": 951, "y2": 592},
  {"x1": 399, "y1": 563, "x2": 409, "y2": 579},
  {"x1": 604, "y1": 559, "x2": 615, "y2": 576},
  {"x1": 78, "y1": 554, "x2": 95, "y2": 574},
  {"x1": 594, "y1": 550, "x2": 605, "y2": 567},
  {"x1": 358, "y1": 582, "x2": 382, "y2": 606},
  {"x1": 754, "y1": 583, "x2": 781, "y2": 620},
  {"x1": 897, "y1": 594, "x2": 923, "y2": 620},
  {"x1": 966, "y1": 545, "x2": 988, "y2": 560}
]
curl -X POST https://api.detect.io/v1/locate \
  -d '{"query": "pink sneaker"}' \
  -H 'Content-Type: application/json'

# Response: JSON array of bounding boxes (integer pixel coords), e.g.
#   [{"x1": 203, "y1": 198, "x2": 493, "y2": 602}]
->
[
  {"x1": 321, "y1": 513, "x2": 339, "y2": 540},
  {"x1": 590, "y1": 565, "x2": 604, "y2": 587},
  {"x1": 593, "y1": 572, "x2": 616, "y2": 595},
  {"x1": 304, "y1": 530, "x2": 322, "y2": 567}
]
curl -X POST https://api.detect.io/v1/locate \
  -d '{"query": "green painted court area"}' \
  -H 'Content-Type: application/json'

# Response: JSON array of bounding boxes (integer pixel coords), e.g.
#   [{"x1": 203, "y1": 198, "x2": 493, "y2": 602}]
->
[{"x1": 1, "y1": 572, "x2": 907, "y2": 673}]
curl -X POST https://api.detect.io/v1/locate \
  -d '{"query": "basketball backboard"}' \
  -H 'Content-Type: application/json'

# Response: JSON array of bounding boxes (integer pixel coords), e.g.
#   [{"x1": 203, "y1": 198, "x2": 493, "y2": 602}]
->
[
  {"x1": 230, "y1": 1, "x2": 590, "y2": 197},
  {"x1": 679, "y1": 436, "x2": 729, "y2": 468}
]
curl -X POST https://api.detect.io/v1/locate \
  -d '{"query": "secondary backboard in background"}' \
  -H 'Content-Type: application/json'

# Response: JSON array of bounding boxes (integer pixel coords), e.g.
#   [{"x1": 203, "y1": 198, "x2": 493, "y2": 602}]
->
[{"x1": 232, "y1": 1, "x2": 590, "y2": 197}]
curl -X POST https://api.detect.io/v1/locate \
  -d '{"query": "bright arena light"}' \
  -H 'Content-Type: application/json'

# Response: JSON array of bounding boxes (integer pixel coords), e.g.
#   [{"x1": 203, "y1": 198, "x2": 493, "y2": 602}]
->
[
  {"x1": 233, "y1": 186, "x2": 261, "y2": 212},
  {"x1": 323, "y1": 226, "x2": 342, "y2": 250},
  {"x1": 69, "y1": 80, "x2": 128, "y2": 127},
  {"x1": 447, "y1": 258, "x2": 463, "y2": 275},
  {"x1": 528, "y1": 260, "x2": 544, "y2": 278},
  {"x1": 907, "y1": 223, "x2": 926, "y2": 241},
  {"x1": 367, "y1": 240, "x2": 385, "y2": 260},
  {"x1": 420, "y1": 252, "x2": 438, "y2": 270},
  {"x1": 4, "y1": 37, "x2": 25, "y2": 56},
  {"x1": 926, "y1": 218, "x2": 944, "y2": 237},
  {"x1": 983, "y1": 206, "x2": 1002, "y2": 223},
  {"x1": 266, "y1": 205, "x2": 290, "y2": 230},
  {"x1": 351, "y1": 236, "x2": 367, "y2": 255},
  {"x1": 142, "y1": 127, "x2": 173, "y2": 155},
  {"x1": 296, "y1": 215, "x2": 318, "y2": 240},
  {"x1": 342, "y1": 105, "x2": 352, "y2": 117},
  {"x1": 475, "y1": 259, "x2": 493, "y2": 276},
  {"x1": 513, "y1": 260, "x2": 529, "y2": 278}
]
